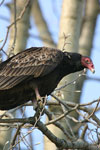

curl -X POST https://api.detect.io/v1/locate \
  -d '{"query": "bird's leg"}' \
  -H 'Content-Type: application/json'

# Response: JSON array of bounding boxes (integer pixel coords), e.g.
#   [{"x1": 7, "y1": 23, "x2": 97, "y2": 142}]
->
[
  {"x1": 35, "y1": 87, "x2": 41, "y2": 101},
  {"x1": 33, "y1": 87, "x2": 46, "y2": 116},
  {"x1": 35, "y1": 87, "x2": 43, "y2": 109}
]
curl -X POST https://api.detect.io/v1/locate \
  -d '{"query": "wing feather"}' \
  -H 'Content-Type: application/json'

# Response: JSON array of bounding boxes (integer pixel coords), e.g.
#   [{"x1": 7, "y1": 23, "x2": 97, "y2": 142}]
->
[
  {"x1": 0, "y1": 76, "x2": 27, "y2": 89},
  {"x1": 0, "y1": 47, "x2": 63, "y2": 89}
]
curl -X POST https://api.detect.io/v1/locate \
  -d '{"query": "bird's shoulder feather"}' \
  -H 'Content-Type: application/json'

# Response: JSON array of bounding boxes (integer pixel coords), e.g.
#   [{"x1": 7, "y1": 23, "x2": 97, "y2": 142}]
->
[{"x1": 0, "y1": 47, "x2": 63, "y2": 89}]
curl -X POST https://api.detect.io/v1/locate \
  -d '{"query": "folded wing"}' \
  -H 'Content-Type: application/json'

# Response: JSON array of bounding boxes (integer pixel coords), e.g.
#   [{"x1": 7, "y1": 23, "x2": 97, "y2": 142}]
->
[{"x1": 0, "y1": 47, "x2": 63, "y2": 90}]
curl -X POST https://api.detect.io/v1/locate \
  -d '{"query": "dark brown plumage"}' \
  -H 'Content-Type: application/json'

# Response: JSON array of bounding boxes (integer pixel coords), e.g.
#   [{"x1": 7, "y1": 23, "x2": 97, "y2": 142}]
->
[{"x1": 0, "y1": 47, "x2": 95, "y2": 110}]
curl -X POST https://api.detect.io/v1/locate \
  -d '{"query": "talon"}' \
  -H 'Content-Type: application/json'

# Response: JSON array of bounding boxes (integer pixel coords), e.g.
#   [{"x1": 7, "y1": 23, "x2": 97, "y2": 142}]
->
[
  {"x1": 33, "y1": 87, "x2": 46, "y2": 115},
  {"x1": 37, "y1": 99, "x2": 43, "y2": 109}
]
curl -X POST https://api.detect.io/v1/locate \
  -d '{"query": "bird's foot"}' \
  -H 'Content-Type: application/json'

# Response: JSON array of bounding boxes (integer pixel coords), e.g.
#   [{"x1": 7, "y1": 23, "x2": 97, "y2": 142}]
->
[
  {"x1": 33, "y1": 96, "x2": 43, "y2": 110},
  {"x1": 34, "y1": 87, "x2": 46, "y2": 115},
  {"x1": 37, "y1": 98, "x2": 44, "y2": 110},
  {"x1": 36, "y1": 96, "x2": 46, "y2": 116}
]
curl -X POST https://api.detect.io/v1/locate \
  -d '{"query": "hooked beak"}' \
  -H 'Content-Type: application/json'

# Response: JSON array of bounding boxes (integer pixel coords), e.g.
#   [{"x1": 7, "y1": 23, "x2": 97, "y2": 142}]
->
[
  {"x1": 90, "y1": 68, "x2": 95, "y2": 74},
  {"x1": 86, "y1": 62, "x2": 95, "y2": 74}
]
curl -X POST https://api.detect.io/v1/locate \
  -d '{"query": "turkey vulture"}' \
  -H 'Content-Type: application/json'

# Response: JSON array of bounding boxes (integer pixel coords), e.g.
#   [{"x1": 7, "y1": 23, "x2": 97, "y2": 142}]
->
[{"x1": 0, "y1": 47, "x2": 95, "y2": 110}]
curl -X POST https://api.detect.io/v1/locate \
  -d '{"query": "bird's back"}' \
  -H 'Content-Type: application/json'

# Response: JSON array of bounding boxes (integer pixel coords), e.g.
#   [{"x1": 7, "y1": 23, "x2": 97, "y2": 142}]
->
[{"x1": 0, "y1": 47, "x2": 64, "y2": 110}]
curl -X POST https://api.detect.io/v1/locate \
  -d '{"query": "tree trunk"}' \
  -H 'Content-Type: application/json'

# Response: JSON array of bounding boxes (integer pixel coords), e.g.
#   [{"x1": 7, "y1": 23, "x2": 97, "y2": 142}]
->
[
  {"x1": 58, "y1": 0, "x2": 84, "y2": 132},
  {"x1": 7, "y1": 0, "x2": 32, "y2": 55},
  {"x1": 44, "y1": 0, "x2": 84, "y2": 149},
  {"x1": 58, "y1": 0, "x2": 84, "y2": 103},
  {"x1": 32, "y1": 0, "x2": 56, "y2": 47},
  {"x1": 74, "y1": 0, "x2": 99, "y2": 130},
  {"x1": 0, "y1": 0, "x2": 32, "y2": 149}
]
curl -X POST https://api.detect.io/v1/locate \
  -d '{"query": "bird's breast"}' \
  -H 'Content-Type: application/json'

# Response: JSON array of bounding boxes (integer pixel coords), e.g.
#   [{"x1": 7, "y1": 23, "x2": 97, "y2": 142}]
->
[{"x1": 33, "y1": 71, "x2": 61, "y2": 96}]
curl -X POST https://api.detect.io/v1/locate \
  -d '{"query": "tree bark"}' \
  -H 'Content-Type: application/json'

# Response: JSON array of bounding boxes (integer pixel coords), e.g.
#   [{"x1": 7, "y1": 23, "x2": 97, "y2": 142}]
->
[
  {"x1": 32, "y1": 0, "x2": 56, "y2": 47},
  {"x1": 44, "y1": 0, "x2": 84, "y2": 149},
  {"x1": 74, "y1": 0, "x2": 99, "y2": 127},
  {"x1": 58, "y1": 0, "x2": 84, "y2": 103},
  {"x1": 0, "y1": 0, "x2": 32, "y2": 149},
  {"x1": 7, "y1": 0, "x2": 32, "y2": 55},
  {"x1": 58, "y1": 0, "x2": 84, "y2": 132}
]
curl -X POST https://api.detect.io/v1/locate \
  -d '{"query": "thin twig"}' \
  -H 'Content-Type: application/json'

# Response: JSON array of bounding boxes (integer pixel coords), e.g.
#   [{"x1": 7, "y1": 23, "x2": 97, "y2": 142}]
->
[
  {"x1": 46, "y1": 104, "x2": 79, "y2": 125},
  {"x1": 60, "y1": 104, "x2": 76, "y2": 138},
  {"x1": 55, "y1": 71, "x2": 85, "y2": 91},
  {"x1": 20, "y1": 133, "x2": 32, "y2": 150},
  {"x1": 76, "y1": 109, "x2": 100, "y2": 128},
  {"x1": 44, "y1": 109, "x2": 73, "y2": 140},
  {"x1": 0, "y1": 0, "x2": 30, "y2": 52},
  {"x1": 87, "y1": 98, "x2": 100, "y2": 119},
  {"x1": 80, "y1": 124, "x2": 88, "y2": 139},
  {"x1": 9, "y1": 97, "x2": 47, "y2": 149},
  {"x1": 10, "y1": 123, "x2": 24, "y2": 149},
  {"x1": 9, "y1": 0, "x2": 17, "y2": 57},
  {"x1": 51, "y1": 93, "x2": 69, "y2": 110},
  {"x1": 0, "y1": 0, "x2": 5, "y2": 6},
  {"x1": 62, "y1": 33, "x2": 71, "y2": 51}
]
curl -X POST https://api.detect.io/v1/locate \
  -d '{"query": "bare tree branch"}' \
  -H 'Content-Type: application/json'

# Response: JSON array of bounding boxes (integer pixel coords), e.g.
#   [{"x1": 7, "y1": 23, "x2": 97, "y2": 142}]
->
[
  {"x1": 0, "y1": 115, "x2": 99, "y2": 150},
  {"x1": 0, "y1": 0, "x2": 30, "y2": 54}
]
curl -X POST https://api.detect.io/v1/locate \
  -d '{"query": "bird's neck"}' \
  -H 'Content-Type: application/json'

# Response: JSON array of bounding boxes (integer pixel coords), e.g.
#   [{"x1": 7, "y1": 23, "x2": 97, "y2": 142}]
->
[{"x1": 59, "y1": 59, "x2": 84, "y2": 78}]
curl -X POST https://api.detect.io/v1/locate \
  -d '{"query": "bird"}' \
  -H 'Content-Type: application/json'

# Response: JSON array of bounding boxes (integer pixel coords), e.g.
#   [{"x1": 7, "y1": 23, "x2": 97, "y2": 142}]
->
[{"x1": 0, "y1": 47, "x2": 95, "y2": 110}]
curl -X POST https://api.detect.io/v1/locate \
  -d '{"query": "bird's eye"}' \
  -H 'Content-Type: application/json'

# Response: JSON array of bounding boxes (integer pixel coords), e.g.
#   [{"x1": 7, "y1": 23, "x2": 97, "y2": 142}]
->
[{"x1": 85, "y1": 59, "x2": 89, "y2": 64}]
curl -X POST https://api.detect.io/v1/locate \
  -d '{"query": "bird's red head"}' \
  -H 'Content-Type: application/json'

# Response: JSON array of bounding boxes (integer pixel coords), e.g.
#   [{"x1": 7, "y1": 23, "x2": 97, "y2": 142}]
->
[{"x1": 81, "y1": 56, "x2": 95, "y2": 73}]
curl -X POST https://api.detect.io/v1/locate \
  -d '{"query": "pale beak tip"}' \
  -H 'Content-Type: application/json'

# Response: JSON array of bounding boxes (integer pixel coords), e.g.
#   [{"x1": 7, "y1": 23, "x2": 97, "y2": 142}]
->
[{"x1": 91, "y1": 68, "x2": 95, "y2": 74}]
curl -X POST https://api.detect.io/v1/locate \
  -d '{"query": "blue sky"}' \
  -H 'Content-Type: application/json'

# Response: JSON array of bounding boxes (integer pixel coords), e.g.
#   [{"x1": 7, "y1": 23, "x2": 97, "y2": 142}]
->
[
  {"x1": 0, "y1": 0, "x2": 99, "y2": 101},
  {"x1": 0, "y1": 0, "x2": 100, "y2": 149}
]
